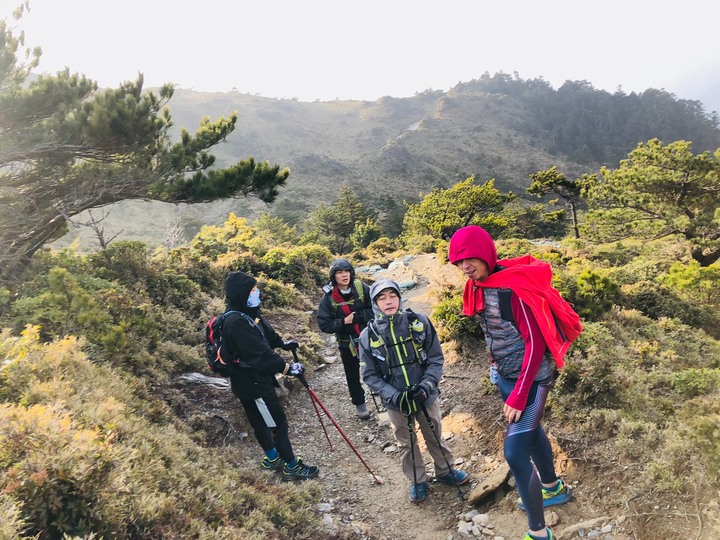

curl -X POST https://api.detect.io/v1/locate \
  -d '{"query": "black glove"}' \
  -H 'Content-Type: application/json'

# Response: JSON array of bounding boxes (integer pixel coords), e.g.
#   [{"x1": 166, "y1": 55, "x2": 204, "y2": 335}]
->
[
  {"x1": 281, "y1": 340, "x2": 299, "y2": 351},
  {"x1": 393, "y1": 389, "x2": 415, "y2": 416},
  {"x1": 288, "y1": 362, "x2": 305, "y2": 377},
  {"x1": 411, "y1": 380, "x2": 433, "y2": 405}
]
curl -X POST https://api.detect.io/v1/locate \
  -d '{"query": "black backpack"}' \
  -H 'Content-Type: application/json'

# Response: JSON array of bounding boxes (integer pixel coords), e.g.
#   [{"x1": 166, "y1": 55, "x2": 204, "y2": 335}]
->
[{"x1": 205, "y1": 310, "x2": 259, "y2": 376}]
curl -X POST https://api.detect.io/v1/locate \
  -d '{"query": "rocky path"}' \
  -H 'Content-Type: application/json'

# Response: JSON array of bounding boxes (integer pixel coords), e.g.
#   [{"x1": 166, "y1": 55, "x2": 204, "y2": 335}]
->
[
  {"x1": 187, "y1": 254, "x2": 635, "y2": 539},
  {"x1": 281, "y1": 255, "x2": 632, "y2": 539}
]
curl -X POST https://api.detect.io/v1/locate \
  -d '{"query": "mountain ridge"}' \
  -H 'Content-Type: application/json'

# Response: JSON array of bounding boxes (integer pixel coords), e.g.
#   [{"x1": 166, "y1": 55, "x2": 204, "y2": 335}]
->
[{"x1": 54, "y1": 74, "x2": 720, "y2": 250}]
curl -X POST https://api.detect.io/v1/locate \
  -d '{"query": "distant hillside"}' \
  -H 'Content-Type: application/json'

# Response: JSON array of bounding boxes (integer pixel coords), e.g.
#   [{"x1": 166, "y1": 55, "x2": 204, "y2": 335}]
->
[{"x1": 54, "y1": 73, "x2": 720, "y2": 251}]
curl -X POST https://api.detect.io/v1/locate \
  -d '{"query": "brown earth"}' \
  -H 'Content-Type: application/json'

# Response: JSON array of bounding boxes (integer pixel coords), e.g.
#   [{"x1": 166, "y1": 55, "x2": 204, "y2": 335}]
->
[{"x1": 178, "y1": 255, "x2": 679, "y2": 539}]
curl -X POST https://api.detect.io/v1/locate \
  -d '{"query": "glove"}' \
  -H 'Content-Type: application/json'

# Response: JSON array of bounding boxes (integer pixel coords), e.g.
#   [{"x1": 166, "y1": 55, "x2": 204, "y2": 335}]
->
[
  {"x1": 393, "y1": 389, "x2": 415, "y2": 416},
  {"x1": 281, "y1": 340, "x2": 299, "y2": 351},
  {"x1": 411, "y1": 380, "x2": 433, "y2": 405},
  {"x1": 288, "y1": 362, "x2": 305, "y2": 377}
]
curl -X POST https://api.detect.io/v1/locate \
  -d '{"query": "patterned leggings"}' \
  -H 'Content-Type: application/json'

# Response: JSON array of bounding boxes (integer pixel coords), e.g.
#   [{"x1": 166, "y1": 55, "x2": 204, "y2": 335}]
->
[{"x1": 496, "y1": 374, "x2": 558, "y2": 532}]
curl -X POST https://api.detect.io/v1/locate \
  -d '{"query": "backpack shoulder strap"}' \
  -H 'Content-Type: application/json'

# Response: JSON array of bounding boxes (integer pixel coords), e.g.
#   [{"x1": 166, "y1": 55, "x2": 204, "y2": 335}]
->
[
  {"x1": 498, "y1": 289, "x2": 514, "y2": 323},
  {"x1": 223, "y1": 310, "x2": 264, "y2": 337},
  {"x1": 354, "y1": 279, "x2": 365, "y2": 304}
]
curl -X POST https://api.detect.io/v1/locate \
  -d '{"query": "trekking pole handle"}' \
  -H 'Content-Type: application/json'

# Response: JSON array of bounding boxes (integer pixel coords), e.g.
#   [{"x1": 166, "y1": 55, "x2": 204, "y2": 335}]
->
[{"x1": 290, "y1": 349, "x2": 309, "y2": 388}]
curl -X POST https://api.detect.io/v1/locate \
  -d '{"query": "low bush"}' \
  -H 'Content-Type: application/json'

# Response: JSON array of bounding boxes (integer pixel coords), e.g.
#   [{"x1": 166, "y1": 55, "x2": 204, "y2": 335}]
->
[{"x1": 0, "y1": 329, "x2": 324, "y2": 538}]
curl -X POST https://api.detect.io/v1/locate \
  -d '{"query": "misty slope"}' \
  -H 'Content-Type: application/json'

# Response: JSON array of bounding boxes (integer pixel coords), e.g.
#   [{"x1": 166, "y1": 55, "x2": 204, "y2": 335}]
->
[{"x1": 167, "y1": 85, "x2": 589, "y2": 214}]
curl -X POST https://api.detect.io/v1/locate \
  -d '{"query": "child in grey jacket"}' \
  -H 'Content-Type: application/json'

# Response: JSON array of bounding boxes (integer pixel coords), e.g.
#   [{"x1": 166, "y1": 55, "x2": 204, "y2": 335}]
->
[{"x1": 358, "y1": 278, "x2": 469, "y2": 502}]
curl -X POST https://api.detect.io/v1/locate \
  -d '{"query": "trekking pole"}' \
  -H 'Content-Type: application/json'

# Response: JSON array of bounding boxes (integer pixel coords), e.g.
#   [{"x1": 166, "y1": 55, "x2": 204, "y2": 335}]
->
[
  {"x1": 306, "y1": 381, "x2": 334, "y2": 451},
  {"x1": 369, "y1": 392, "x2": 382, "y2": 413},
  {"x1": 406, "y1": 409, "x2": 420, "y2": 501},
  {"x1": 419, "y1": 401, "x2": 465, "y2": 500},
  {"x1": 292, "y1": 351, "x2": 383, "y2": 485}
]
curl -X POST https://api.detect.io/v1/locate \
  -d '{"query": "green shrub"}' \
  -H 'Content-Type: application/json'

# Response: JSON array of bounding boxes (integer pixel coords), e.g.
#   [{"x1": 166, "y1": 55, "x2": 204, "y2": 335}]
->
[
  {"x1": 146, "y1": 269, "x2": 206, "y2": 316},
  {"x1": 555, "y1": 352, "x2": 620, "y2": 409},
  {"x1": 572, "y1": 268, "x2": 620, "y2": 321},
  {"x1": 435, "y1": 239, "x2": 449, "y2": 263},
  {"x1": 366, "y1": 236, "x2": 397, "y2": 254},
  {"x1": 403, "y1": 234, "x2": 440, "y2": 254},
  {"x1": 256, "y1": 276, "x2": 300, "y2": 309},
  {"x1": 260, "y1": 244, "x2": 332, "y2": 289},
  {"x1": 619, "y1": 280, "x2": 707, "y2": 329},
  {"x1": 670, "y1": 368, "x2": 720, "y2": 399},
  {"x1": 431, "y1": 292, "x2": 484, "y2": 343},
  {"x1": 87, "y1": 241, "x2": 153, "y2": 286}
]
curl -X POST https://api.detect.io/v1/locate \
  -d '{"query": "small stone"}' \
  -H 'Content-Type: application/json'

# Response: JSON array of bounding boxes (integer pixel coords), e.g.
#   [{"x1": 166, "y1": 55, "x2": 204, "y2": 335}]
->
[
  {"x1": 464, "y1": 509, "x2": 479, "y2": 521},
  {"x1": 546, "y1": 510, "x2": 559, "y2": 527},
  {"x1": 472, "y1": 513, "x2": 490, "y2": 527},
  {"x1": 316, "y1": 502, "x2": 332, "y2": 513}
]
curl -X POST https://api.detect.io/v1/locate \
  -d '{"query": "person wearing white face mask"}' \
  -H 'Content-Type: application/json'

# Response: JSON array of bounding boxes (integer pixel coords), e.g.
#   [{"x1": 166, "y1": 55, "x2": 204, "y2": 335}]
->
[
  {"x1": 223, "y1": 270, "x2": 319, "y2": 480},
  {"x1": 317, "y1": 258, "x2": 374, "y2": 419}
]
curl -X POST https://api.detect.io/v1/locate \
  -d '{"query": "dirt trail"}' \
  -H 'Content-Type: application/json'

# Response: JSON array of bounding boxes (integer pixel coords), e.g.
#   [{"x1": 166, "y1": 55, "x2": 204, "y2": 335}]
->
[{"x1": 194, "y1": 254, "x2": 634, "y2": 539}]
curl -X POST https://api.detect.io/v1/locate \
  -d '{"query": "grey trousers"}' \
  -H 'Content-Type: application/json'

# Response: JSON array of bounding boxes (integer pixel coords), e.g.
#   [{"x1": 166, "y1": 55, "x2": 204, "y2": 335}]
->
[{"x1": 387, "y1": 399, "x2": 454, "y2": 484}]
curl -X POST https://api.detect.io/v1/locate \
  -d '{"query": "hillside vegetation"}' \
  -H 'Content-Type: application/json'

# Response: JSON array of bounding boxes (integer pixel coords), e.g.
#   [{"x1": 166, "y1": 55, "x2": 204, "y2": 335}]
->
[
  {"x1": 3, "y1": 148, "x2": 720, "y2": 535},
  {"x1": 2, "y1": 6, "x2": 720, "y2": 538}
]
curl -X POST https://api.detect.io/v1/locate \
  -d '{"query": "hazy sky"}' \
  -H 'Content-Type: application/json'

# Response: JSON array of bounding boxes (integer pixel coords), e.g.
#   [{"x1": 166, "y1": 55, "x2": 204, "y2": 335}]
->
[{"x1": 7, "y1": 0, "x2": 720, "y2": 104}]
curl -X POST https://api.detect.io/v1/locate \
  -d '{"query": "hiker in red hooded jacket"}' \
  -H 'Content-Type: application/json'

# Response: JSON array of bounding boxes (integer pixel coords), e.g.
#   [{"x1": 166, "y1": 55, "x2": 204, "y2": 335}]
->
[{"x1": 448, "y1": 226, "x2": 582, "y2": 540}]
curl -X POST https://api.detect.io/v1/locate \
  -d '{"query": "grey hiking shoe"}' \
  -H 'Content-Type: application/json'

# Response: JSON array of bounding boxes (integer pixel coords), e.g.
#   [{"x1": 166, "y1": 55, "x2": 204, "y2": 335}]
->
[{"x1": 356, "y1": 403, "x2": 371, "y2": 420}]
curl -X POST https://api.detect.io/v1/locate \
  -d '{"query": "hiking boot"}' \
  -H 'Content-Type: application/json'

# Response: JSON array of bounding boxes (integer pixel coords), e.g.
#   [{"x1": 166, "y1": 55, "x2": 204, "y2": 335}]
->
[
  {"x1": 260, "y1": 455, "x2": 283, "y2": 471},
  {"x1": 282, "y1": 458, "x2": 319, "y2": 480},
  {"x1": 409, "y1": 481, "x2": 428, "y2": 503},
  {"x1": 523, "y1": 527, "x2": 554, "y2": 540},
  {"x1": 436, "y1": 469, "x2": 470, "y2": 486},
  {"x1": 356, "y1": 403, "x2": 371, "y2": 420},
  {"x1": 517, "y1": 479, "x2": 572, "y2": 510}
]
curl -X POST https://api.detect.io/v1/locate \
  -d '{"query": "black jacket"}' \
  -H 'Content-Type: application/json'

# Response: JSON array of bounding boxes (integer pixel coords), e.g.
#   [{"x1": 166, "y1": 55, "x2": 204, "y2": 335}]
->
[
  {"x1": 317, "y1": 281, "x2": 373, "y2": 347},
  {"x1": 223, "y1": 271, "x2": 287, "y2": 400}
]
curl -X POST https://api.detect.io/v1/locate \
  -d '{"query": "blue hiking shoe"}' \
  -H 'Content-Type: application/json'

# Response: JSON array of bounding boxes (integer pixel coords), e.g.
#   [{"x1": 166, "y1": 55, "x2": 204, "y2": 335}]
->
[
  {"x1": 282, "y1": 457, "x2": 319, "y2": 480},
  {"x1": 517, "y1": 479, "x2": 572, "y2": 510},
  {"x1": 409, "y1": 481, "x2": 429, "y2": 503},
  {"x1": 260, "y1": 455, "x2": 283, "y2": 471},
  {"x1": 436, "y1": 469, "x2": 470, "y2": 486},
  {"x1": 523, "y1": 527, "x2": 555, "y2": 540}
]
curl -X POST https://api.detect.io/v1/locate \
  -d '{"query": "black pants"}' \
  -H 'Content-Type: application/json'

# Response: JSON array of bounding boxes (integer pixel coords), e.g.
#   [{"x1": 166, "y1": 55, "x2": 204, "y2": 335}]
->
[
  {"x1": 240, "y1": 392, "x2": 295, "y2": 463},
  {"x1": 339, "y1": 346, "x2": 366, "y2": 406}
]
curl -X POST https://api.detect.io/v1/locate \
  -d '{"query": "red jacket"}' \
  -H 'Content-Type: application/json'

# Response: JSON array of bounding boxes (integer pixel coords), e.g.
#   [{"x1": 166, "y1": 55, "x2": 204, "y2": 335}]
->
[{"x1": 462, "y1": 255, "x2": 582, "y2": 368}]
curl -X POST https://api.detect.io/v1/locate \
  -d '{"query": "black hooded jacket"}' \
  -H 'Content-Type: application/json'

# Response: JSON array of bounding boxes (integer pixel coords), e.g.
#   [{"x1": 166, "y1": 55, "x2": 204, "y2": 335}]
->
[
  {"x1": 223, "y1": 271, "x2": 287, "y2": 400},
  {"x1": 317, "y1": 258, "x2": 373, "y2": 347}
]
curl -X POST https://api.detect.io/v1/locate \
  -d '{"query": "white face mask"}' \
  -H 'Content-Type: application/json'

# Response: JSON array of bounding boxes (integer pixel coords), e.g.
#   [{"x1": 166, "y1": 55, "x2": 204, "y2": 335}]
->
[
  {"x1": 247, "y1": 288, "x2": 261, "y2": 307},
  {"x1": 339, "y1": 287, "x2": 352, "y2": 295}
]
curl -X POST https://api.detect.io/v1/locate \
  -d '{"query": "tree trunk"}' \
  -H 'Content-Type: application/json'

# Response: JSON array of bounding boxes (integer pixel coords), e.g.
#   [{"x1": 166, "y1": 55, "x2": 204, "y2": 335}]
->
[
  {"x1": 570, "y1": 202, "x2": 580, "y2": 239},
  {"x1": 690, "y1": 246, "x2": 720, "y2": 267}
]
